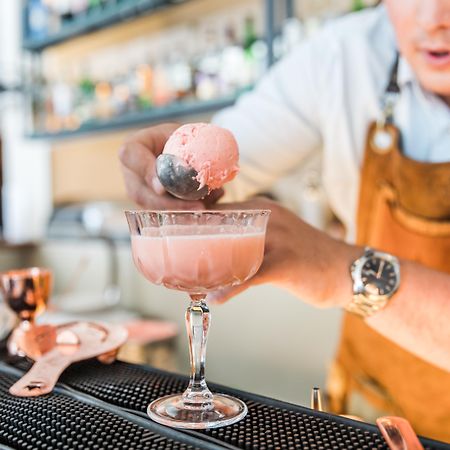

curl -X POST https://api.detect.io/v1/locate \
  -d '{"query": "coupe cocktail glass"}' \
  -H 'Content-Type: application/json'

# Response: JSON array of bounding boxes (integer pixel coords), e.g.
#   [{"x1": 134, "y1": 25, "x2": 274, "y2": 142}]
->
[{"x1": 125, "y1": 210, "x2": 270, "y2": 429}]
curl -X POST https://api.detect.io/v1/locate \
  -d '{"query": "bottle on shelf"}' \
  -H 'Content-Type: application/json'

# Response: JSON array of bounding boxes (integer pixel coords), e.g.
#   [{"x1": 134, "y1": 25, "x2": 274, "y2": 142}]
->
[
  {"x1": 88, "y1": 0, "x2": 102, "y2": 13},
  {"x1": 70, "y1": 0, "x2": 89, "y2": 18},
  {"x1": 52, "y1": 0, "x2": 73, "y2": 23},
  {"x1": 152, "y1": 46, "x2": 176, "y2": 107},
  {"x1": 75, "y1": 63, "x2": 96, "y2": 125},
  {"x1": 29, "y1": 7, "x2": 268, "y2": 134},
  {"x1": 280, "y1": 17, "x2": 305, "y2": 56},
  {"x1": 219, "y1": 24, "x2": 247, "y2": 95},
  {"x1": 243, "y1": 16, "x2": 257, "y2": 54},
  {"x1": 195, "y1": 27, "x2": 222, "y2": 101},
  {"x1": 135, "y1": 63, "x2": 154, "y2": 109},
  {"x1": 30, "y1": 71, "x2": 48, "y2": 134},
  {"x1": 168, "y1": 30, "x2": 194, "y2": 101},
  {"x1": 351, "y1": 0, "x2": 366, "y2": 12},
  {"x1": 242, "y1": 15, "x2": 268, "y2": 84},
  {"x1": 27, "y1": 0, "x2": 49, "y2": 40},
  {"x1": 54, "y1": 72, "x2": 83, "y2": 130},
  {"x1": 111, "y1": 72, "x2": 131, "y2": 116}
]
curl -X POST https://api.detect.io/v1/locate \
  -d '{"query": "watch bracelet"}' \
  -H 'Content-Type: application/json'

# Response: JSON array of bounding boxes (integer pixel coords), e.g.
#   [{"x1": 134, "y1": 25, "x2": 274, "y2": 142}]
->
[{"x1": 346, "y1": 293, "x2": 389, "y2": 318}]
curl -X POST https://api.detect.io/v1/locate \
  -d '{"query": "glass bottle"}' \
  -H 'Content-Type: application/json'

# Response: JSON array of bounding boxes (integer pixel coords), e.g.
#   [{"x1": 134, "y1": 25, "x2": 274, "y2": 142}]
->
[
  {"x1": 352, "y1": 0, "x2": 365, "y2": 12},
  {"x1": 27, "y1": 0, "x2": 49, "y2": 40}
]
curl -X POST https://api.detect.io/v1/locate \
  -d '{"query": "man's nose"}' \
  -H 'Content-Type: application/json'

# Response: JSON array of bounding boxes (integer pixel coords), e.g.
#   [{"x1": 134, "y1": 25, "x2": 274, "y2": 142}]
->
[{"x1": 416, "y1": 0, "x2": 450, "y2": 32}]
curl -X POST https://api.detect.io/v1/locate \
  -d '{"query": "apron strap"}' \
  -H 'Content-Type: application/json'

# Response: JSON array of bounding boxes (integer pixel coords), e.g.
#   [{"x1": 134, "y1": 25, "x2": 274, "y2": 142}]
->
[
  {"x1": 386, "y1": 52, "x2": 400, "y2": 95},
  {"x1": 378, "y1": 52, "x2": 400, "y2": 127}
]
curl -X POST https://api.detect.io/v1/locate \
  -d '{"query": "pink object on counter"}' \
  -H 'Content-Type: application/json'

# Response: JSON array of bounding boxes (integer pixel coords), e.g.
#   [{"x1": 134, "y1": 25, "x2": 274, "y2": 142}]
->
[
  {"x1": 9, "y1": 322, "x2": 128, "y2": 397},
  {"x1": 162, "y1": 123, "x2": 239, "y2": 190},
  {"x1": 376, "y1": 416, "x2": 425, "y2": 450}
]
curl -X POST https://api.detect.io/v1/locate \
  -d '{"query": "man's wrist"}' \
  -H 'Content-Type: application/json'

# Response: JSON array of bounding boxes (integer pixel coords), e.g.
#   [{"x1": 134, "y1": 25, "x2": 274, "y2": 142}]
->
[{"x1": 326, "y1": 242, "x2": 363, "y2": 309}]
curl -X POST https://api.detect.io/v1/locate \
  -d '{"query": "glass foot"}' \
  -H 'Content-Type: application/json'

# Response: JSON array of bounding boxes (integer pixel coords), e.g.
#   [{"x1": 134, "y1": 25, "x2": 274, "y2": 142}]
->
[{"x1": 147, "y1": 393, "x2": 247, "y2": 429}]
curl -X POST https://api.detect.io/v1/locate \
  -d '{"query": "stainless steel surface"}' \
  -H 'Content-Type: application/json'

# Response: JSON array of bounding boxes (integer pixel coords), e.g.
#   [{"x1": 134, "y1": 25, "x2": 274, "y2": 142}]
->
[
  {"x1": 156, "y1": 154, "x2": 209, "y2": 201},
  {"x1": 310, "y1": 386, "x2": 323, "y2": 411}
]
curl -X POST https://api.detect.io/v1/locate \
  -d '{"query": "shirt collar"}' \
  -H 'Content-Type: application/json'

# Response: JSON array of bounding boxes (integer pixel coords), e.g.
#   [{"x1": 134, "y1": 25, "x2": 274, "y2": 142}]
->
[{"x1": 398, "y1": 55, "x2": 450, "y2": 119}]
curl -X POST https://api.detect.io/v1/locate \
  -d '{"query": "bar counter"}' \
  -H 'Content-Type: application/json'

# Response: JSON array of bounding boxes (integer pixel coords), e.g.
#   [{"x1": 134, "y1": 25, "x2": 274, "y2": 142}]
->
[{"x1": 0, "y1": 358, "x2": 449, "y2": 450}]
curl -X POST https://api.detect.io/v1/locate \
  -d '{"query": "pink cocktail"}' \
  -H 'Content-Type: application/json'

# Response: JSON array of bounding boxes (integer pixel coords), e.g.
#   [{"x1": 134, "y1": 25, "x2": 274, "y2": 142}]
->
[
  {"x1": 126, "y1": 210, "x2": 270, "y2": 429},
  {"x1": 131, "y1": 225, "x2": 265, "y2": 292}
]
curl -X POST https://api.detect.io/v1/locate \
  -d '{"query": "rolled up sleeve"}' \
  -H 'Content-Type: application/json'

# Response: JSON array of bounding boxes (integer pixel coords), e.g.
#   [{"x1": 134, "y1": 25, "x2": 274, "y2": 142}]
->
[{"x1": 213, "y1": 37, "x2": 324, "y2": 201}]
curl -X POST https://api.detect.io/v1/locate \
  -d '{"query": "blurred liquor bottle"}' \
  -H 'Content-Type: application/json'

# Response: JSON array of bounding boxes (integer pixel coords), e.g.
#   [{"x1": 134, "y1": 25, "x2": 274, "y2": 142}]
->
[
  {"x1": 195, "y1": 27, "x2": 222, "y2": 101},
  {"x1": 243, "y1": 16, "x2": 257, "y2": 54},
  {"x1": 243, "y1": 15, "x2": 268, "y2": 83},
  {"x1": 54, "y1": 0, "x2": 73, "y2": 22},
  {"x1": 70, "y1": 0, "x2": 89, "y2": 17},
  {"x1": 27, "y1": 0, "x2": 49, "y2": 40},
  {"x1": 136, "y1": 63, "x2": 154, "y2": 109},
  {"x1": 169, "y1": 30, "x2": 195, "y2": 101},
  {"x1": 30, "y1": 11, "x2": 268, "y2": 133},
  {"x1": 88, "y1": 0, "x2": 102, "y2": 12},
  {"x1": 352, "y1": 0, "x2": 366, "y2": 12},
  {"x1": 220, "y1": 24, "x2": 247, "y2": 95}
]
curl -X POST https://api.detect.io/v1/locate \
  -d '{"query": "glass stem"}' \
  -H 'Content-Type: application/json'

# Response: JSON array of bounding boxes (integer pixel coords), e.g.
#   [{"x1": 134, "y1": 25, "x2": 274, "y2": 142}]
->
[{"x1": 182, "y1": 295, "x2": 213, "y2": 410}]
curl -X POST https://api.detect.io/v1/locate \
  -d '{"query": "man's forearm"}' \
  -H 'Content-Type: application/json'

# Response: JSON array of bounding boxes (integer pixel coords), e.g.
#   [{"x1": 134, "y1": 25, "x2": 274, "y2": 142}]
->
[
  {"x1": 365, "y1": 260, "x2": 450, "y2": 372},
  {"x1": 207, "y1": 200, "x2": 450, "y2": 372},
  {"x1": 331, "y1": 243, "x2": 450, "y2": 371}
]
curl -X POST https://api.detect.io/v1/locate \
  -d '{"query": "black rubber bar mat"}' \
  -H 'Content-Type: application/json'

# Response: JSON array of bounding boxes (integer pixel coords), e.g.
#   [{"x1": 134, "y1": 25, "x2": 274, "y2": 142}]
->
[
  {"x1": 4, "y1": 358, "x2": 449, "y2": 450},
  {"x1": 0, "y1": 364, "x2": 224, "y2": 450}
]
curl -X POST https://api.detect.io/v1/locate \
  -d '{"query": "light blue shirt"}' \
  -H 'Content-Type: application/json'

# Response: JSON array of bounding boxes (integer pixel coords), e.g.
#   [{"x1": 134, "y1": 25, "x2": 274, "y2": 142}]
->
[{"x1": 214, "y1": 5, "x2": 450, "y2": 241}]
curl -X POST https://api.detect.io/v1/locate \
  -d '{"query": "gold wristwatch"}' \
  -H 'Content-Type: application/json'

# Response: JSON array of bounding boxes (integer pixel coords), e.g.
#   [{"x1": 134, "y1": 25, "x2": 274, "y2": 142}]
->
[{"x1": 346, "y1": 247, "x2": 400, "y2": 318}]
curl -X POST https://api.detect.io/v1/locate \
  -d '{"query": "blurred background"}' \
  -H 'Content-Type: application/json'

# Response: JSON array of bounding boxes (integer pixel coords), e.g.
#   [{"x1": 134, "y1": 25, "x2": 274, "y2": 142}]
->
[{"x1": 0, "y1": 0, "x2": 375, "y2": 408}]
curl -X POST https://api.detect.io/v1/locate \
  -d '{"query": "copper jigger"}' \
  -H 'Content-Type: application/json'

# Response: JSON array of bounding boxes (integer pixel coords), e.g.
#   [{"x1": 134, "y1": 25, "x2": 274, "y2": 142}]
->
[{"x1": 0, "y1": 267, "x2": 52, "y2": 356}]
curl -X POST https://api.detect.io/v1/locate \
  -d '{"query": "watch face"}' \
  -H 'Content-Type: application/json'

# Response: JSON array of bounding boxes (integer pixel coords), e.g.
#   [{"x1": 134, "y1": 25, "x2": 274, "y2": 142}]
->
[{"x1": 361, "y1": 257, "x2": 398, "y2": 296}]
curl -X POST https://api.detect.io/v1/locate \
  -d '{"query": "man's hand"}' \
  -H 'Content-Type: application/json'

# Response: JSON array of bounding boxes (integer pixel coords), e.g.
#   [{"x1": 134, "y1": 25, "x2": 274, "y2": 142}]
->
[
  {"x1": 208, "y1": 199, "x2": 450, "y2": 371},
  {"x1": 119, "y1": 123, "x2": 222, "y2": 210},
  {"x1": 209, "y1": 198, "x2": 361, "y2": 308}
]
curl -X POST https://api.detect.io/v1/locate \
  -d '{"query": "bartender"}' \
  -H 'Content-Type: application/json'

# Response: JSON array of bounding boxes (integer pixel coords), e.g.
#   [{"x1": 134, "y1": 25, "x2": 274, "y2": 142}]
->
[{"x1": 119, "y1": 0, "x2": 450, "y2": 441}]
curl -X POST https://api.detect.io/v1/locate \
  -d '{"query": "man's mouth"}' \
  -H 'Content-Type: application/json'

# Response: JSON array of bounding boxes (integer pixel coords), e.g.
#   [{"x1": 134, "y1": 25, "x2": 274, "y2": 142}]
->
[
  {"x1": 422, "y1": 48, "x2": 450, "y2": 67},
  {"x1": 429, "y1": 50, "x2": 449, "y2": 57}
]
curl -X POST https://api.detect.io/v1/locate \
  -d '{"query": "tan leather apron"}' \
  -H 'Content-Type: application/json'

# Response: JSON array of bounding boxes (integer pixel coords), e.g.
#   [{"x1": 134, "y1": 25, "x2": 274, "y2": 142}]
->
[{"x1": 328, "y1": 56, "x2": 450, "y2": 442}]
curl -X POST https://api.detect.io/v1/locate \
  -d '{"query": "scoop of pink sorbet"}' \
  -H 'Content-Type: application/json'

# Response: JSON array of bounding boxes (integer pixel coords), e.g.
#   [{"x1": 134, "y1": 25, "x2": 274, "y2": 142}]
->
[{"x1": 162, "y1": 123, "x2": 239, "y2": 191}]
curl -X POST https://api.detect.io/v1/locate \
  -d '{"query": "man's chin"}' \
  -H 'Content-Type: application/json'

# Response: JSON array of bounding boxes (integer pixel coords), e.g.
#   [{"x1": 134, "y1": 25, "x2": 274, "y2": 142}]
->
[{"x1": 416, "y1": 70, "x2": 450, "y2": 100}]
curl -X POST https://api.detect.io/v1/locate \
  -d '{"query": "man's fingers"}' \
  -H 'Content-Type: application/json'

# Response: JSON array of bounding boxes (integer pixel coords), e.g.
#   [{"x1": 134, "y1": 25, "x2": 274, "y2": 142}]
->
[
  {"x1": 123, "y1": 147, "x2": 164, "y2": 196},
  {"x1": 129, "y1": 123, "x2": 178, "y2": 148},
  {"x1": 121, "y1": 166, "x2": 156, "y2": 208},
  {"x1": 121, "y1": 166, "x2": 203, "y2": 210},
  {"x1": 207, "y1": 283, "x2": 251, "y2": 304},
  {"x1": 119, "y1": 141, "x2": 155, "y2": 180},
  {"x1": 120, "y1": 122, "x2": 220, "y2": 210},
  {"x1": 151, "y1": 176, "x2": 166, "y2": 195},
  {"x1": 207, "y1": 263, "x2": 270, "y2": 304}
]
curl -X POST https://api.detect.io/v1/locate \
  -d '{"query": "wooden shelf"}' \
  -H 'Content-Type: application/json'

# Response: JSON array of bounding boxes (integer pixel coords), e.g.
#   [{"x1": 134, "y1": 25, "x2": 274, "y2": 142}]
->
[
  {"x1": 27, "y1": 94, "x2": 239, "y2": 140},
  {"x1": 23, "y1": 0, "x2": 185, "y2": 52}
]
